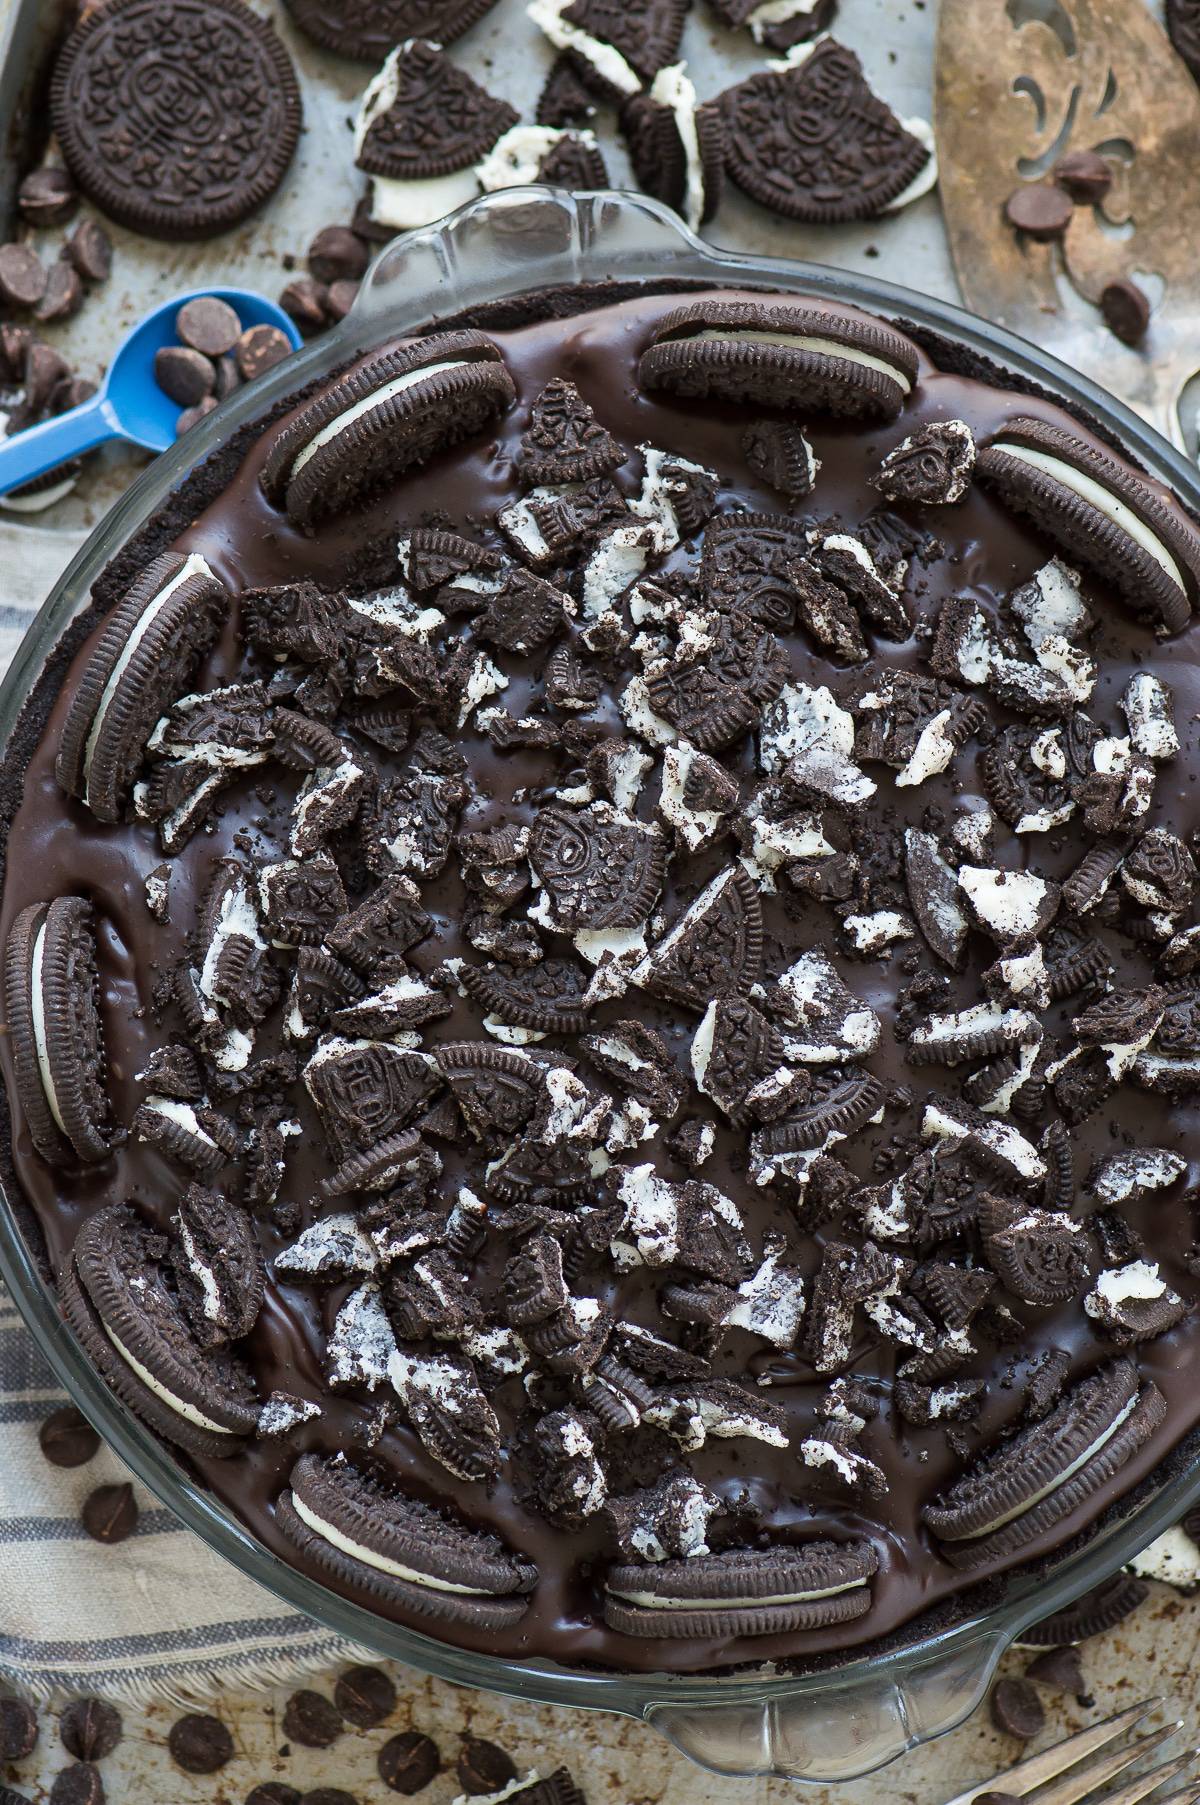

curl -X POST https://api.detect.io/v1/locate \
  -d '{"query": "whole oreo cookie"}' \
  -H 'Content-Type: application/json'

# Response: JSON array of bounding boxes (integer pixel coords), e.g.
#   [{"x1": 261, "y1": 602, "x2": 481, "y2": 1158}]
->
[
  {"x1": 66, "y1": 1202, "x2": 258, "y2": 1458},
  {"x1": 621, "y1": 67, "x2": 724, "y2": 231},
  {"x1": 276, "y1": 1452, "x2": 536, "y2": 1627},
  {"x1": 976, "y1": 416, "x2": 1200, "y2": 634},
  {"x1": 923, "y1": 1359, "x2": 1165, "y2": 1567},
  {"x1": 4, "y1": 896, "x2": 115, "y2": 1166},
  {"x1": 719, "y1": 39, "x2": 932, "y2": 223},
  {"x1": 56, "y1": 552, "x2": 227, "y2": 821},
  {"x1": 260, "y1": 333, "x2": 515, "y2": 527},
  {"x1": 50, "y1": 0, "x2": 302, "y2": 240},
  {"x1": 284, "y1": 0, "x2": 501, "y2": 59},
  {"x1": 638, "y1": 297, "x2": 920, "y2": 420},
  {"x1": 603, "y1": 1540, "x2": 878, "y2": 1638}
]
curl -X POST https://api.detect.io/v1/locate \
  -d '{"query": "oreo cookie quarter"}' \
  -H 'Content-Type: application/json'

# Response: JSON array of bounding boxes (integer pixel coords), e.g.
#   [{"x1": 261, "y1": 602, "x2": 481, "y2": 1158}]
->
[
  {"x1": 284, "y1": 0, "x2": 501, "y2": 59},
  {"x1": 4, "y1": 896, "x2": 115, "y2": 1166},
  {"x1": 621, "y1": 65, "x2": 724, "y2": 231},
  {"x1": 66, "y1": 1203, "x2": 258, "y2": 1458},
  {"x1": 354, "y1": 40, "x2": 518, "y2": 232},
  {"x1": 603, "y1": 1541, "x2": 878, "y2": 1638},
  {"x1": 276, "y1": 1453, "x2": 536, "y2": 1628},
  {"x1": 976, "y1": 416, "x2": 1200, "y2": 634},
  {"x1": 638, "y1": 298, "x2": 920, "y2": 421},
  {"x1": 923, "y1": 1360, "x2": 1166, "y2": 1568},
  {"x1": 260, "y1": 334, "x2": 515, "y2": 528},
  {"x1": 56, "y1": 552, "x2": 227, "y2": 821},
  {"x1": 50, "y1": 0, "x2": 302, "y2": 241}
]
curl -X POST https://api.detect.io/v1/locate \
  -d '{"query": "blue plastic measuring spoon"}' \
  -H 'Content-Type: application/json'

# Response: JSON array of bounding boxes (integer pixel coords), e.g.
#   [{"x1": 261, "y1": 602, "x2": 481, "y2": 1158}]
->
[{"x1": 0, "y1": 286, "x2": 302, "y2": 499}]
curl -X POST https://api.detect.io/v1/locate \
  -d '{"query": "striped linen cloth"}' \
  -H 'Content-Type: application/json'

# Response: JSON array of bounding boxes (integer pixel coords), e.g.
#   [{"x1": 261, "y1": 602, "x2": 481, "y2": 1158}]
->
[{"x1": 0, "y1": 526, "x2": 363, "y2": 1701}]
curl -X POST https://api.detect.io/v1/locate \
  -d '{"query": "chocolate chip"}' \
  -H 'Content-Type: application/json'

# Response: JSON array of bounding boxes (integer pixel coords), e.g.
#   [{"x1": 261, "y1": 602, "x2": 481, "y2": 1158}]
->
[
  {"x1": 326, "y1": 279, "x2": 359, "y2": 322},
  {"x1": 989, "y1": 1675, "x2": 1045, "y2": 1740},
  {"x1": 332, "y1": 1665, "x2": 395, "y2": 1729},
  {"x1": 34, "y1": 261, "x2": 84, "y2": 324},
  {"x1": 246, "y1": 1787, "x2": 301, "y2": 1805},
  {"x1": 214, "y1": 354, "x2": 243, "y2": 400},
  {"x1": 308, "y1": 226, "x2": 369, "y2": 285},
  {"x1": 1053, "y1": 149, "x2": 1112, "y2": 203},
  {"x1": 1100, "y1": 278, "x2": 1151, "y2": 346},
  {"x1": 281, "y1": 1690, "x2": 342, "y2": 1749},
  {"x1": 0, "y1": 1697, "x2": 38, "y2": 1760},
  {"x1": 155, "y1": 345, "x2": 216, "y2": 407},
  {"x1": 456, "y1": 1736, "x2": 517, "y2": 1795},
  {"x1": 65, "y1": 220, "x2": 111, "y2": 285},
  {"x1": 51, "y1": 375, "x2": 97, "y2": 414},
  {"x1": 23, "y1": 340, "x2": 70, "y2": 415},
  {"x1": 378, "y1": 1729, "x2": 440, "y2": 1794},
  {"x1": 1004, "y1": 183, "x2": 1073, "y2": 241},
  {"x1": 236, "y1": 324, "x2": 293, "y2": 382},
  {"x1": 18, "y1": 167, "x2": 78, "y2": 227},
  {"x1": 80, "y1": 1481, "x2": 137, "y2": 1544},
  {"x1": 59, "y1": 1699, "x2": 121, "y2": 1763},
  {"x1": 1026, "y1": 1644, "x2": 1087, "y2": 1698},
  {"x1": 0, "y1": 244, "x2": 47, "y2": 310},
  {"x1": 168, "y1": 1713, "x2": 234, "y2": 1774},
  {"x1": 50, "y1": 1764, "x2": 104, "y2": 1805},
  {"x1": 176, "y1": 396, "x2": 218, "y2": 437},
  {"x1": 177, "y1": 296, "x2": 241, "y2": 358},
  {"x1": 280, "y1": 278, "x2": 330, "y2": 335},
  {"x1": 38, "y1": 1404, "x2": 99, "y2": 1468}
]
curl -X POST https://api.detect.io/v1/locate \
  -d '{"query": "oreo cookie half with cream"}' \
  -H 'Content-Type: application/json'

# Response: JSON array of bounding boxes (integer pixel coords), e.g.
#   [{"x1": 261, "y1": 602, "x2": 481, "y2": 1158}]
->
[
  {"x1": 65, "y1": 1202, "x2": 259, "y2": 1458},
  {"x1": 638, "y1": 299, "x2": 920, "y2": 420},
  {"x1": 621, "y1": 65, "x2": 724, "y2": 231},
  {"x1": 276, "y1": 1452, "x2": 536, "y2": 1627},
  {"x1": 56, "y1": 551, "x2": 226, "y2": 821},
  {"x1": 260, "y1": 333, "x2": 515, "y2": 528},
  {"x1": 923, "y1": 1360, "x2": 1166, "y2": 1568},
  {"x1": 526, "y1": 0, "x2": 689, "y2": 100},
  {"x1": 476, "y1": 125, "x2": 608, "y2": 195},
  {"x1": 977, "y1": 416, "x2": 1200, "y2": 634},
  {"x1": 354, "y1": 40, "x2": 518, "y2": 233},
  {"x1": 3, "y1": 895, "x2": 115, "y2": 1165},
  {"x1": 603, "y1": 1541, "x2": 878, "y2": 1637}
]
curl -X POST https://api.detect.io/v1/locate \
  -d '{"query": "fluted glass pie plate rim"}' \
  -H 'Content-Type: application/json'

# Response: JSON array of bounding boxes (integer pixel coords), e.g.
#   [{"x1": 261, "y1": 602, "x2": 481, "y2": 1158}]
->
[{"x1": 0, "y1": 188, "x2": 1198, "y2": 1782}]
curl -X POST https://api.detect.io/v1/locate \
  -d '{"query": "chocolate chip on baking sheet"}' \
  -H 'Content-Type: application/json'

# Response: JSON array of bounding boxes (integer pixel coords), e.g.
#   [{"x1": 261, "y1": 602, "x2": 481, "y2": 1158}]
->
[
  {"x1": 167, "y1": 1713, "x2": 234, "y2": 1774},
  {"x1": 377, "y1": 1729, "x2": 441, "y2": 1794},
  {"x1": 59, "y1": 1699, "x2": 121, "y2": 1763}
]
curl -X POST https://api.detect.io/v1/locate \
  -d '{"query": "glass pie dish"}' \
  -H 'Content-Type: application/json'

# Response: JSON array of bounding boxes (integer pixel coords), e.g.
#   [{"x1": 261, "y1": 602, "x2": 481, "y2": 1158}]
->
[{"x1": 1, "y1": 188, "x2": 1199, "y2": 1784}]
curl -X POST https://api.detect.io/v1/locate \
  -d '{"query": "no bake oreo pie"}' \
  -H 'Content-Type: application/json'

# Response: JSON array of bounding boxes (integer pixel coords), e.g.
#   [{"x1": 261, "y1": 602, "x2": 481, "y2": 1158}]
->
[{"x1": 4, "y1": 284, "x2": 1200, "y2": 1674}]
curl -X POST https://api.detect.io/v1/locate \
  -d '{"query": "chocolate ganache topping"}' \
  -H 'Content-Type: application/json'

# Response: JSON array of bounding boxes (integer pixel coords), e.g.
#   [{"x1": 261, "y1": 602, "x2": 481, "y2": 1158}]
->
[{"x1": 4, "y1": 284, "x2": 1200, "y2": 1675}]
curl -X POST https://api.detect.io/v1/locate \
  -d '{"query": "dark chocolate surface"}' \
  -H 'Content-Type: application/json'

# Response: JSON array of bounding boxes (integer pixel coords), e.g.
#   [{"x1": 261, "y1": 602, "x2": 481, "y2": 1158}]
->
[{"x1": 5, "y1": 285, "x2": 1200, "y2": 1675}]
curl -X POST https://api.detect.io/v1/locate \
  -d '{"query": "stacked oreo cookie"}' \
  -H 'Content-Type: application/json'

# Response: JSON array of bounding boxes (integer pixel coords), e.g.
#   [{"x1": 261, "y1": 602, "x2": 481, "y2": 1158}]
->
[{"x1": 4, "y1": 285, "x2": 1200, "y2": 1675}]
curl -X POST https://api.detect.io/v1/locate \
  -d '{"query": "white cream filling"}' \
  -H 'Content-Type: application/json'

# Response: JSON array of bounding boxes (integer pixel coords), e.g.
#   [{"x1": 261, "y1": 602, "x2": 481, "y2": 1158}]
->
[
  {"x1": 650, "y1": 64, "x2": 705, "y2": 232},
  {"x1": 747, "y1": 0, "x2": 821, "y2": 39},
  {"x1": 82, "y1": 553, "x2": 213, "y2": 804},
  {"x1": 612, "y1": 1574, "x2": 866, "y2": 1608},
  {"x1": 369, "y1": 169, "x2": 481, "y2": 232},
  {"x1": 526, "y1": 0, "x2": 641, "y2": 95},
  {"x1": 291, "y1": 362, "x2": 470, "y2": 478},
  {"x1": 29, "y1": 920, "x2": 67, "y2": 1135},
  {"x1": 992, "y1": 442, "x2": 1185, "y2": 593},
  {"x1": 0, "y1": 474, "x2": 77, "y2": 513},
  {"x1": 105, "y1": 1325, "x2": 234, "y2": 1434},
  {"x1": 691, "y1": 328, "x2": 911, "y2": 394},
  {"x1": 476, "y1": 124, "x2": 597, "y2": 192},
  {"x1": 291, "y1": 1491, "x2": 487, "y2": 1593},
  {"x1": 951, "y1": 1394, "x2": 1138, "y2": 1540}
]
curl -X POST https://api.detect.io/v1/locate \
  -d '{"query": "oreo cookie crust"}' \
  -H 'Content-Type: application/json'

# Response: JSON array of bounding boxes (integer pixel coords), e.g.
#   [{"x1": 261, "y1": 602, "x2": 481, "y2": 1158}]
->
[
  {"x1": 7, "y1": 283, "x2": 1200, "y2": 1679},
  {"x1": 56, "y1": 551, "x2": 228, "y2": 821},
  {"x1": 3, "y1": 897, "x2": 114, "y2": 1165},
  {"x1": 638, "y1": 298, "x2": 920, "y2": 419},
  {"x1": 284, "y1": 0, "x2": 501, "y2": 59},
  {"x1": 276, "y1": 1453, "x2": 536, "y2": 1627},
  {"x1": 50, "y1": 0, "x2": 302, "y2": 241},
  {"x1": 976, "y1": 416, "x2": 1200, "y2": 634},
  {"x1": 260, "y1": 333, "x2": 516, "y2": 527}
]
